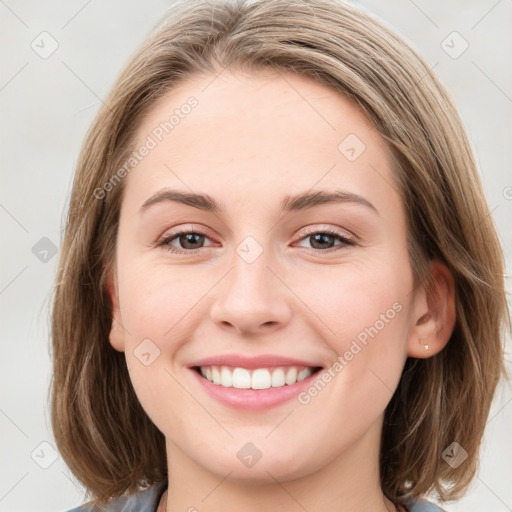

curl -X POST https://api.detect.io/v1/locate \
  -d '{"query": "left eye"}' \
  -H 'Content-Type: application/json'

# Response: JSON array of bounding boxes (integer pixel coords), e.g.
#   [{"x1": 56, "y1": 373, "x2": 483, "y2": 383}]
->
[
  {"x1": 294, "y1": 229, "x2": 356, "y2": 251},
  {"x1": 157, "y1": 228, "x2": 355, "y2": 254}
]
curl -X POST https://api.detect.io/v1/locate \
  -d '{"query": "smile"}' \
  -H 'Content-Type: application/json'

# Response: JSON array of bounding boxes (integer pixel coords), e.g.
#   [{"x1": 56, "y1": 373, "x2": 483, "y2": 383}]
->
[{"x1": 194, "y1": 365, "x2": 323, "y2": 390}]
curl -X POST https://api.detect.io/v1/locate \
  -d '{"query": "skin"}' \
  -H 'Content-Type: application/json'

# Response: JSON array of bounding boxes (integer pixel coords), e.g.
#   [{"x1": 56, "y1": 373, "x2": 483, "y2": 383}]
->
[{"x1": 107, "y1": 69, "x2": 456, "y2": 512}]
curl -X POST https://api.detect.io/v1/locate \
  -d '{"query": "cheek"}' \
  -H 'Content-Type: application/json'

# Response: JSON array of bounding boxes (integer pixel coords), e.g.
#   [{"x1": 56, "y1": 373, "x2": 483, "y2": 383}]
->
[
  {"x1": 125, "y1": 358, "x2": 186, "y2": 435},
  {"x1": 299, "y1": 260, "x2": 411, "y2": 390},
  {"x1": 116, "y1": 264, "x2": 201, "y2": 417},
  {"x1": 119, "y1": 266, "x2": 198, "y2": 424},
  {"x1": 292, "y1": 278, "x2": 410, "y2": 450},
  {"x1": 300, "y1": 259, "x2": 408, "y2": 338},
  {"x1": 118, "y1": 261, "x2": 208, "y2": 340}
]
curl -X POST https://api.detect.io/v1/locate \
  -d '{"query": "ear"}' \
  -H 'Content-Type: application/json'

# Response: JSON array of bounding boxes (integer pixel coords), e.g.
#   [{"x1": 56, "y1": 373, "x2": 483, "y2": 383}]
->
[
  {"x1": 105, "y1": 266, "x2": 126, "y2": 352},
  {"x1": 407, "y1": 258, "x2": 456, "y2": 358}
]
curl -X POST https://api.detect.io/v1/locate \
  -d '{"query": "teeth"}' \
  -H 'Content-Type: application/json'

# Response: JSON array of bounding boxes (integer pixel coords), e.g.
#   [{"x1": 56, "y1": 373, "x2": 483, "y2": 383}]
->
[
  {"x1": 297, "y1": 368, "x2": 311, "y2": 381},
  {"x1": 271, "y1": 368, "x2": 285, "y2": 387},
  {"x1": 198, "y1": 365, "x2": 316, "y2": 389},
  {"x1": 211, "y1": 366, "x2": 221, "y2": 385},
  {"x1": 252, "y1": 368, "x2": 271, "y2": 389},
  {"x1": 232, "y1": 368, "x2": 251, "y2": 389},
  {"x1": 220, "y1": 367, "x2": 233, "y2": 387},
  {"x1": 285, "y1": 367, "x2": 297, "y2": 385}
]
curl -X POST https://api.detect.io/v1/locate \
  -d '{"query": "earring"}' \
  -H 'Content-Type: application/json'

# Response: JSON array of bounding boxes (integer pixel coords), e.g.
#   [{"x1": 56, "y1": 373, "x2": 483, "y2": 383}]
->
[{"x1": 419, "y1": 338, "x2": 429, "y2": 351}]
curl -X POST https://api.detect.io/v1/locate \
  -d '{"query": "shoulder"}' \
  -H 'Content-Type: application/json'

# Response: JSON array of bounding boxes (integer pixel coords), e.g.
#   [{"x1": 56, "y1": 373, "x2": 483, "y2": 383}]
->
[
  {"x1": 408, "y1": 497, "x2": 446, "y2": 512},
  {"x1": 64, "y1": 481, "x2": 167, "y2": 512},
  {"x1": 65, "y1": 486, "x2": 444, "y2": 512}
]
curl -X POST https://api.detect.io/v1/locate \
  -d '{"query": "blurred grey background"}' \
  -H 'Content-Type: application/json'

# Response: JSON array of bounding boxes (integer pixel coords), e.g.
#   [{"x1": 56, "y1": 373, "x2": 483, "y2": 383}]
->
[{"x1": 0, "y1": 1, "x2": 511, "y2": 511}]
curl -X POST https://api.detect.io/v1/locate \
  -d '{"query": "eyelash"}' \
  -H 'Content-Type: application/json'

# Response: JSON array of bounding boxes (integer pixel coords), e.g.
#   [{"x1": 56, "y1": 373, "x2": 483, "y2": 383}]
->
[{"x1": 156, "y1": 227, "x2": 356, "y2": 255}]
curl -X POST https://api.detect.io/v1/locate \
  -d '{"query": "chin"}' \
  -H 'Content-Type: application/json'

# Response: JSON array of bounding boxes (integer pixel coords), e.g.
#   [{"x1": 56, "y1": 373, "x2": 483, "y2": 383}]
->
[{"x1": 202, "y1": 450, "x2": 316, "y2": 485}]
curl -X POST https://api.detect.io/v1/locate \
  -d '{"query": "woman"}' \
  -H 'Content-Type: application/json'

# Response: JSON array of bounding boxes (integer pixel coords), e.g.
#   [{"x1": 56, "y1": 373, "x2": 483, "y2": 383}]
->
[{"x1": 51, "y1": 1, "x2": 510, "y2": 511}]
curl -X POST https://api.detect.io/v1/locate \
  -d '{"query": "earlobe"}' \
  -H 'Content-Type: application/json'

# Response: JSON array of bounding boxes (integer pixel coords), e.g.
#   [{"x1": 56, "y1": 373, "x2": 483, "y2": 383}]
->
[
  {"x1": 105, "y1": 268, "x2": 126, "y2": 352},
  {"x1": 407, "y1": 259, "x2": 456, "y2": 359}
]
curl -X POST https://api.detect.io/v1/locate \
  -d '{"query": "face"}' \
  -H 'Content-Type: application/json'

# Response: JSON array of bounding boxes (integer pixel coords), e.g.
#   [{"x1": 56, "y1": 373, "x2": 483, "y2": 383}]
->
[{"x1": 107, "y1": 69, "x2": 448, "y2": 484}]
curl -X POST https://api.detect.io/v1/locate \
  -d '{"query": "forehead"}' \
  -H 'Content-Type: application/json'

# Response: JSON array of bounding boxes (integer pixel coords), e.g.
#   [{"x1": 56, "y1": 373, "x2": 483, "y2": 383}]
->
[{"x1": 124, "y1": 69, "x2": 399, "y2": 212}]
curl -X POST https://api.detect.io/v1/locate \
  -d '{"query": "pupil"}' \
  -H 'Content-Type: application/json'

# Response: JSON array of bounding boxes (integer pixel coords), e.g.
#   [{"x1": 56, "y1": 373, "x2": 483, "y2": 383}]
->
[
  {"x1": 311, "y1": 233, "x2": 333, "y2": 249},
  {"x1": 181, "y1": 233, "x2": 202, "y2": 249},
  {"x1": 177, "y1": 233, "x2": 335, "y2": 250}
]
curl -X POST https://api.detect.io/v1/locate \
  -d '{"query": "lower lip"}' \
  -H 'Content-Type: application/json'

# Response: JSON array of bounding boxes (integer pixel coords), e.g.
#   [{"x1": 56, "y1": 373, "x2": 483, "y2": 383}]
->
[{"x1": 189, "y1": 368, "x2": 322, "y2": 411}]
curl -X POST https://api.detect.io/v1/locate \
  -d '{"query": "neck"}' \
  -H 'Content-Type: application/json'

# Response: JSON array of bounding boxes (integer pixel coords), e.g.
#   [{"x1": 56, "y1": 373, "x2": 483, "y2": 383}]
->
[{"x1": 161, "y1": 417, "x2": 398, "y2": 512}]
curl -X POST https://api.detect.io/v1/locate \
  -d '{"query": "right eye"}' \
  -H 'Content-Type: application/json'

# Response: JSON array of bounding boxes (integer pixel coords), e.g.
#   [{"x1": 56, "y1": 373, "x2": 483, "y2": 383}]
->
[{"x1": 157, "y1": 228, "x2": 215, "y2": 255}]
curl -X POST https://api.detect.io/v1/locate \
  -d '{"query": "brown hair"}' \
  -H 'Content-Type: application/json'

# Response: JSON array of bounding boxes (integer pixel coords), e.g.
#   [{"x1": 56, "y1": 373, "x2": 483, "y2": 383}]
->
[{"x1": 50, "y1": 0, "x2": 510, "y2": 507}]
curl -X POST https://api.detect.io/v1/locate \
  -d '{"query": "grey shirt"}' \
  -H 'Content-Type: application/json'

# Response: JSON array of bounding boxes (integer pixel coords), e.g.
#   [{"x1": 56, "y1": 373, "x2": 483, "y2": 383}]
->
[{"x1": 65, "y1": 481, "x2": 446, "y2": 512}]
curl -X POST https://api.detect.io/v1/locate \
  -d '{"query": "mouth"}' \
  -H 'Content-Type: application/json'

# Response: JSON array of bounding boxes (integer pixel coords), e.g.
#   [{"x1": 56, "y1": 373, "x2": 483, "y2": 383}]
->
[{"x1": 192, "y1": 365, "x2": 323, "y2": 390}]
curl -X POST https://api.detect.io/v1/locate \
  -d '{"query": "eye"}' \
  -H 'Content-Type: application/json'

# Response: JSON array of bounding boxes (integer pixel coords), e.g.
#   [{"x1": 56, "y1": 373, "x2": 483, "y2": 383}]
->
[
  {"x1": 157, "y1": 227, "x2": 214, "y2": 255},
  {"x1": 156, "y1": 226, "x2": 356, "y2": 255},
  {"x1": 294, "y1": 228, "x2": 356, "y2": 252}
]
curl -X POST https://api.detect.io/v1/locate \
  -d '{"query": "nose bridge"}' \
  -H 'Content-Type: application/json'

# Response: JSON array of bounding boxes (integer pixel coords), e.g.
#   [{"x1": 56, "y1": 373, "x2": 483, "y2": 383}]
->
[
  {"x1": 232, "y1": 234, "x2": 273, "y2": 292},
  {"x1": 209, "y1": 233, "x2": 291, "y2": 333}
]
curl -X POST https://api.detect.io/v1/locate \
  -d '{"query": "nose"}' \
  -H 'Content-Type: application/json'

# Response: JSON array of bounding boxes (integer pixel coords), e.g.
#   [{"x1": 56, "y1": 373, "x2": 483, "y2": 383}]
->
[{"x1": 209, "y1": 245, "x2": 292, "y2": 336}]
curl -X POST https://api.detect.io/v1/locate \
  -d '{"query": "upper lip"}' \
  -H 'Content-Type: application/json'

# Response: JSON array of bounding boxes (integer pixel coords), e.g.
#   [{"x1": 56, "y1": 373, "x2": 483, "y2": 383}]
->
[{"x1": 189, "y1": 354, "x2": 324, "y2": 369}]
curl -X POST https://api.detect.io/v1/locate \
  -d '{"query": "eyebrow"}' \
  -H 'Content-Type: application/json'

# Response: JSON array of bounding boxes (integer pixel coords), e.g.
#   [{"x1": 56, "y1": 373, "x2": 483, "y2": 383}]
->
[{"x1": 139, "y1": 188, "x2": 379, "y2": 215}]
